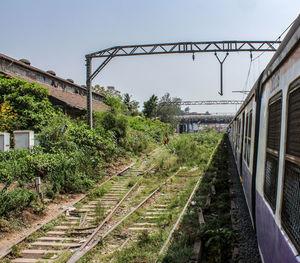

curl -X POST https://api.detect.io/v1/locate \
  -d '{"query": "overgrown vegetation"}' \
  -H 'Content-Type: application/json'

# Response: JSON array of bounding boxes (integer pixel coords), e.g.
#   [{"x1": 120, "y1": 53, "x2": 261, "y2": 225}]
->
[
  {"x1": 82, "y1": 131, "x2": 223, "y2": 263},
  {"x1": 0, "y1": 75, "x2": 172, "y2": 232},
  {"x1": 161, "y1": 135, "x2": 237, "y2": 263},
  {"x1": 167, "y1": 130, "x2": 221, "y2": 168},
  {"x1": 0, "y1": 75, "x2": 56, "y2": 133}
]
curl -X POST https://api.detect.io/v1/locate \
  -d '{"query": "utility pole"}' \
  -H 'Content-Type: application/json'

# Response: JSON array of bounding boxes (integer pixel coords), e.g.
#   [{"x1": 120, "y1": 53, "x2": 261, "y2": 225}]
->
[{"x1": 86, "y1": 57, "x2": 93, "y2": 129}]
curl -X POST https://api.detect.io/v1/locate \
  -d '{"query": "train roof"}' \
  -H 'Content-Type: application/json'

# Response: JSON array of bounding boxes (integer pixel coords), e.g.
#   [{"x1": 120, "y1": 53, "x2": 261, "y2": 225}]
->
[{"x1": 232, "y1": 14, "x2": 300, "y2": 120}]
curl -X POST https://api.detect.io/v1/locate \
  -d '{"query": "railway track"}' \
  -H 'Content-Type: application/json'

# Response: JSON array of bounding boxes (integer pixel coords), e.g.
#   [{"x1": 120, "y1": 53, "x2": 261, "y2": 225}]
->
[
  {"x1": 3, "y1": 142, "x2": 219, "y2": 263},
  {"x1": 75, "y1": 140, "x2": 221, "y2": 263},
  {"x1": 72, "y1": 165, "x2": 213, "y2": 262},
  {"x1": 66, "y1": 169, "x2": 183, "y2": 263},
  {"x1": 2, "y1": 149, "x2": 160, "y2": 263},
  {"x1": 3, "y1": 161, "x2": 143, "y2": 263}
]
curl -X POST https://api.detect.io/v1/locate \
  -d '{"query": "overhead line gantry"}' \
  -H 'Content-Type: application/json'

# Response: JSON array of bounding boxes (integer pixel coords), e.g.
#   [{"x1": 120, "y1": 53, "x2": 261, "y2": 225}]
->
[
  {"x1": 176, "y1": 100, "x2": 243, "y2": 106},
  {"x1": 86, "y1": 40, "x2": 281, "y2": 128}
]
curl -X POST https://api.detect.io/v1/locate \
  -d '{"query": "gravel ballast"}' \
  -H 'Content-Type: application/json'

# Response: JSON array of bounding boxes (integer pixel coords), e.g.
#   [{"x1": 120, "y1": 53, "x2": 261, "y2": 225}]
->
[{"x1": 228, "y1": 140, "x2": 261, "y2": 263}]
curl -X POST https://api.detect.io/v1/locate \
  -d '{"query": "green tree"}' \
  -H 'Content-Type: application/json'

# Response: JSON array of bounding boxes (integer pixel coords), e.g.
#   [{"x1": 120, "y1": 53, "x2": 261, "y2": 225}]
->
[
  {"x1": 106, "y1": 86, "x2": 121, "y2": 98},
  {"x1": 156, "y1": 93, "x2": 181, "y2": 127},
  {"x1": 123, "y1": 93, "x2": 139, "y2": 116},
  {"x1": 92, "y1": 84, "x2": 105, "y2": 94},
  {"x1": 143, "y1": 94, "x2": 158, "y2": 118},
  {"x1": 184, "y1": 106, "x2": 190, "y2": 114},
  {"x1": 0, "y1": 76, "x2": 56, "y2": 132}
]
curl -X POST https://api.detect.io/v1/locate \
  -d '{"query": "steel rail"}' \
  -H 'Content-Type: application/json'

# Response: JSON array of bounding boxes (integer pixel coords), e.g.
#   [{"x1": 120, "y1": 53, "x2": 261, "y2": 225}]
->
[
  {"x1": 157, "y1": 138, "x2": 222, "y2": 259},
  {"x1": 0, "y1": 163, "x2": 135, "y2": 260},
  {"x1": 67, "y1": 169, "x2": 182, "y2": 262},
  {"x1": 67, "y1": 176, "x2": 143, "y2": 263}
]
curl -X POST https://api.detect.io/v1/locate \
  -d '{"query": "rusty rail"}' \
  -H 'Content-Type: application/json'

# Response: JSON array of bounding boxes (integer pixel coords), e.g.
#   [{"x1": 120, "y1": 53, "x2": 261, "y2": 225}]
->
[
  {"x1": 157, "y1": 138, "x2": 222, "y2": 260},
  {"x1": 67, "y1": 169, "x2": 182, "y2": 262}
]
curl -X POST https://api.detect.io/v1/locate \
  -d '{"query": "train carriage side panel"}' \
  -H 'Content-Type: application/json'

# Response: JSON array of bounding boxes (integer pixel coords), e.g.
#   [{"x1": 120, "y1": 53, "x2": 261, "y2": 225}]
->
[
  {"x1": 228, "y1": 14, "x2": 300, "y2": 263},
  {"x1": 255, "y1": 42, "x2": 300, "y2": 263},
  {"x1": 240, "y1": 98, "x2": 256, "y2": 222}
]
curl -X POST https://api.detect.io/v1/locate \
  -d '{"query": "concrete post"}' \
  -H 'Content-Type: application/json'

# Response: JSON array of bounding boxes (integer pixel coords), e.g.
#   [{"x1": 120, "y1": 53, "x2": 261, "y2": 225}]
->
[
  {"x1": 0, "y1": 133, "x2": 10, "y2": 152},
  {"x1": 35, "y1": 177, "x2": 43, "y2": 199}
]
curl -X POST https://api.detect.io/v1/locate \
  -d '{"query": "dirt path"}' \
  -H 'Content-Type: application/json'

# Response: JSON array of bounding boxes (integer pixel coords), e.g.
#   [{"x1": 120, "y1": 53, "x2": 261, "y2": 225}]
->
[{"x1": 0, "y1": 193, "x2": 85, "y2": 258}]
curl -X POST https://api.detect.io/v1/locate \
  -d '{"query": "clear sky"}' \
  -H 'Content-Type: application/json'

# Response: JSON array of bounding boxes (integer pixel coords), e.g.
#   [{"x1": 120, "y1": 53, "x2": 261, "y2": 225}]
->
[{"x1": 1, "y1": 1, "x2": 299, "y2": 113}]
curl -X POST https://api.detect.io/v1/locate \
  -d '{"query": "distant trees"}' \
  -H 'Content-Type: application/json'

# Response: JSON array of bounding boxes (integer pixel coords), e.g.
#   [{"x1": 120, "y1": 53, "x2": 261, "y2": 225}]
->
[
  {"x1": 143, "y1": 95, "x2": 158, "y2": 118},
  {"x1": 93, "y1": 84, "x2": 182, "y2": 127},
  {"x1": 156, "y1": 93, "x2": 181, "y2": 128},
  {"x1": 143, "y1": 93, "x2": 181, "y2": 128},
  {"x1": 92, "y1": 84, "x2": 105, "y2": 94},
  {"x1": 93, "y1": 85, "x2": 121, "y2": 98},
  {"x1": 184, "y1": 107, "x2": 190, "y2": 114},
  {"x1": 123, "y1": 93, "x2": 139, "y2": 116}
]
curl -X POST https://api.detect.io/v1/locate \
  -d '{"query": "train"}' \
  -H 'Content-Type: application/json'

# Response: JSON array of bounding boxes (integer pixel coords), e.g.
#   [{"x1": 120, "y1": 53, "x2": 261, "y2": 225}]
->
[{"x1": 228, "y1": 14, "x2": 300, "y2": 263}]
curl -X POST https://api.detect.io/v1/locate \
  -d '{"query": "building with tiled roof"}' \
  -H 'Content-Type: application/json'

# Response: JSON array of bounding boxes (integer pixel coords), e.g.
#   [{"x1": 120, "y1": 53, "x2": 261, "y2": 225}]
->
[{"x1": 0, "y1": 53, "x2": 109, "y2": 116}]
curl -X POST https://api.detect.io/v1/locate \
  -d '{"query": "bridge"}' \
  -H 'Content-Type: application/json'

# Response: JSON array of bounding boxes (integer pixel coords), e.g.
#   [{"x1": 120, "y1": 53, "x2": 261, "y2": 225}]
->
[{"x1": 176, "y1": 113, "x2": 234, "y2": 133}]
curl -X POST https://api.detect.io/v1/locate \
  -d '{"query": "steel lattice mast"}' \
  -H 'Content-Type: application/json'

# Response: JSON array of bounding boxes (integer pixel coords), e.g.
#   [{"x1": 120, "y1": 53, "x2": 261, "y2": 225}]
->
[{"x1": 85, "y1": 40, "x2": 281, "y2": 128}]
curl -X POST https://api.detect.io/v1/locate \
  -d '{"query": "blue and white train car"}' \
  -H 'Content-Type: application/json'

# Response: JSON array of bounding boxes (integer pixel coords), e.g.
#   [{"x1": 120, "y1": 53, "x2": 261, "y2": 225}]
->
[{"x1": 229, "y1": 14, "x2": 300, "y2": 263}]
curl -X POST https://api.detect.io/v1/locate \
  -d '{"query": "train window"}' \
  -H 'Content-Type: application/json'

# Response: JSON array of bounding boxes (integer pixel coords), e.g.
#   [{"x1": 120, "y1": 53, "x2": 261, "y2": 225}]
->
[
  {"x1": 244, "y1": 113, "x2": 249, "y2": 160},
  {"x1": 237, "y1": 120, "x2": 240, "y2": 154},
  {"x1": 246, "y1": 110, "x2": 252, "y2": 166},
  {"x1": 243, "y1": 111, "x2": 252, "y2": 166},
  {"x1": 264, "y1": 92, "x2": 282, "y2": 212},
  {"x1": 282, "y1": 84, "x2": 300, "y2": 253}
]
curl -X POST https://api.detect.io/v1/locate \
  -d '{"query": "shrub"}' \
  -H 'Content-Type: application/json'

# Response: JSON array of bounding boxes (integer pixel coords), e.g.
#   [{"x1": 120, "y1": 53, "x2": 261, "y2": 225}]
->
[
  {"x1": 0, "y1": 188, "x2": 38, "y2": 218},
  {"x1": 0, "y1": 75, "x2": 56, "y2": 133},
  {"x1": 0, "y1": 149, "x2": 33, "y2": 189},
  {"x1": 167, "y1": 131, "x2": 222, "y2": 167},
  {"x1": 0, "y1": 76, "x2": 175, "y2": 222}
]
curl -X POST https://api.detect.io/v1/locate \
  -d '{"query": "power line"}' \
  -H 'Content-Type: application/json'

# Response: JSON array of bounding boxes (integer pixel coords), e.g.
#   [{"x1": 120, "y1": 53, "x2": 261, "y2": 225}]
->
[{"x1": 252, "y1": 18, "x2": 296, "y2": 62}]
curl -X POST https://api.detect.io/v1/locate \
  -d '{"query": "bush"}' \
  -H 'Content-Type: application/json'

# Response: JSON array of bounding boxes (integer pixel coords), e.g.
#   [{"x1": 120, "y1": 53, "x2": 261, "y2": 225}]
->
[
  {"x1": 0, "y1": 149, "x2": 33, "y2": 189},
  {"x1": 95, "y1": 112, "x2": 129, "y2": 141},
  {"x1": 0, "y1": 75, "x2": 56, "y2": 133},
  {"x1": 0, "y1": 76, "x2": 174, "y2": 222},
  {"x1": 167, "y1": 131, "x2": 222, "y2": 167},
  {"x1": 0, "y1": 188, "x2": 38, "y2": 218}
]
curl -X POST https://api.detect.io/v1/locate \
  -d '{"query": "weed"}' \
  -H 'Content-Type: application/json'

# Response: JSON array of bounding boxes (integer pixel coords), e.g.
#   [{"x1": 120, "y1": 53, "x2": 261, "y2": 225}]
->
[
  {"x1": 127, "y1": 179, "x2": 135, "y2": 188},
  {"x1": 88, "y1": 186, "x2": 107, "y2": 200},
  {"x1": 137, "y1": 230, "x2": 150, "y2": 246},
  {"x1": 94, "y1": 203, "x2": 105, "y2": 224},
  {"x1": 10, "y1": 245, "x2": 21, "y2": 258},
  {"x1": 42, "y1": 252, "x2": 55, "y2": 259}
]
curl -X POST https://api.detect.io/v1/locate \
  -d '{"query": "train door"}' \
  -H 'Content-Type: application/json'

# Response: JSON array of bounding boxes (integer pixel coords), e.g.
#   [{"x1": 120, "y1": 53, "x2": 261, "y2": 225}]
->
[{"x1": 240, "y1": 112, "x2": 245, "y2": 177}]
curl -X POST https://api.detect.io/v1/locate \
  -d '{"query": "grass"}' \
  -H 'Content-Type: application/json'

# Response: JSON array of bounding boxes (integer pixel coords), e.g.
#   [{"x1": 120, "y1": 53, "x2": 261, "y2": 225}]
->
[
  {"x1": 78, "y1": 131, "x2": 223, "y2": 263},
  {"x1": 86, "y1": 185, "x2": 108, "y2": 201},
  {"x1": 42, "y1": 252, "x2": 55, "y2": 259},
  {"x1": 160, "y1": 135, "x2": 237, "y2": 263},
  {"x1": 94, "y1": 202, "x2": 105, "y2": 224},
  {"x1": 1, "y1": 131, "x2": 223, "y2": 263}
]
